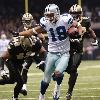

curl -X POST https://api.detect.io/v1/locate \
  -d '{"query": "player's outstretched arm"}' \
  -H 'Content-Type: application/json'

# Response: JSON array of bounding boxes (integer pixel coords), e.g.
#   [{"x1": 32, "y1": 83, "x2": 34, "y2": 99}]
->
[
  {"x1": 89, "y1": 27, "x2": 96, "y2": 39},
  {"x1": 19, "y1": 26, "x2": 43, "y2": 37}
]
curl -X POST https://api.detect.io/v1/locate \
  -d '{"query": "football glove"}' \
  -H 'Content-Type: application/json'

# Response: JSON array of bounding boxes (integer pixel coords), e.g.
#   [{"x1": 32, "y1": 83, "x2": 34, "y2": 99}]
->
[
  {"x1": 91, "y1": 39, "x2": 98, "y2": 46},
  {"x1": 9, "y1": 30, "x2": 19, "y2": 37},
  {"x1": 0, "y1": 70, "x2": 9, "y2": 79}
]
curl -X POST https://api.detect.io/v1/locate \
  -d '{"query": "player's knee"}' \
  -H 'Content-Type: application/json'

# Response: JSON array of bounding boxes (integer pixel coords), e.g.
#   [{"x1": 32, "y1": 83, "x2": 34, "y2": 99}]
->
[
  {"x1": 52, "y1": 72, "x2": 64, "y2": 85},
  {"x1": 22, "y1": 62, "x2": 30, "y2": 70},
  {"x1": 54, "y1": 71, "x2": 62, "y2": 77},
  {"x1": 67, "y1": 66, "x2": 78, "y2": 74},
  {"x1": 9, "y1": 80, "x2": 15, "y2": 84},
  {"x1": 52, "y1": 72, "x2": 64, "y2": 80},
  {"x1": 22, "y1": 57, "x2": 33, "y2": 70},
  {"x1": 53, "y1": 71, "x2": 64, "y2": 80},
  {"x1": 70, "y1": 72, "x2": 78, "y2": 77},
  {"x1": 17, "y1": 79, "x2": 24, "y2": 86}
]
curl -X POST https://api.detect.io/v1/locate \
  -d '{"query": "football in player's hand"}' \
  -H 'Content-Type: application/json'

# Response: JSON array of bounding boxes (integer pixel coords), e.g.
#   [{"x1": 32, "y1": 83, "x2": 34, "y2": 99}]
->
[
  {"x1": 72, "y1": 20, "x2": 78, "y2": 27},
  {"x1": 68, "y1": 26, "x2": 78, "y2": 36}
]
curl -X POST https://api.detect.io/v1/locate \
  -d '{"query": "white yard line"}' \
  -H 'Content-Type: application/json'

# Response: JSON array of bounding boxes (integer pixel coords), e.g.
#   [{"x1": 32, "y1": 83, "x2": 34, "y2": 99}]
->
[
  {"x1": 27, "y1": 65, "x2": 100, "y2": 76},
  {"x1": 0, "y1": 88, "x2": 100, "y2": 100},
  {"x1": 0, "y1": 81, "x2": 99, "y2": 88},
  {"x1": 0, "y1": 87, "x2": 100, "y2": 93},
  {"x1": 78, "y1": 65, "x2": 100, "y2": 70}
]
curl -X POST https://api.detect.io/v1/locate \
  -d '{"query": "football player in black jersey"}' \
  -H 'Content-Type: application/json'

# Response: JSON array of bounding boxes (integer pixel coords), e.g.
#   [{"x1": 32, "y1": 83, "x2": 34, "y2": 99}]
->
[
  {"x1": 20, "y1": 13, "x2": 46, "y2": 96},
  {"x1": 0, "y1": 13, "x2": 46, "y2": 100},
  {"x1": 52, "y1": 4, "x2": 98, "y2": 100},
  {"x1": 0, "y1": 34, "x2": 44, "y2": 100}
]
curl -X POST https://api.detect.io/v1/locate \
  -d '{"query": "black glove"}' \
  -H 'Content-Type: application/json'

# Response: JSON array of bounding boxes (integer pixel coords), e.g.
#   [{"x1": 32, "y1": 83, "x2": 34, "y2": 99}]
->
[{"x1": 9, "y1": 30, "x2": 19, "y2": 37}]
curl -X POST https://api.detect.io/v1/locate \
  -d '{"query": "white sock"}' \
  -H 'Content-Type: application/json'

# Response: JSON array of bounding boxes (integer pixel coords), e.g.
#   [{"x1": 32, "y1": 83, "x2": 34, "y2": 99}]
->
[
  {"x1": 22, "y1": 84, "x2": 27, "y2": 90},
  {"x1": 39, "y1": 93, "x2": 45, "y2": 99},
  {"x1": 55, "y1": 83, "x2": 61, "y2": 91}
]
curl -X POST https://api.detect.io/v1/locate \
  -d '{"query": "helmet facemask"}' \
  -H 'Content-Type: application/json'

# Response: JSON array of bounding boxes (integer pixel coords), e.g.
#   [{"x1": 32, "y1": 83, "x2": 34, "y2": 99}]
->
[
  {"x1": 71, "y1": 13, "x2": 82, "y2": 21},
  {"x1": 22, "y1": 13, "x2": 33, "y2": 29},
  {"x1": 44, "y1": 4, "x2": 60, "y2": 23},
  {"x1": 22, "y1": 20, "x2": 33, "y2": 28},
  {"x1": 44, "y1": 13, "x2": 55, "y2": 22}
]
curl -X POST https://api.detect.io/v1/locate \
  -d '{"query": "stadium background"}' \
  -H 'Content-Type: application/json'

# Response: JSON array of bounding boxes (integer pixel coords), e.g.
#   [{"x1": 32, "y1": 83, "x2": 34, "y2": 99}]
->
[{"x1": 0, "y1": 0, "x2": 100, "y2": 60}]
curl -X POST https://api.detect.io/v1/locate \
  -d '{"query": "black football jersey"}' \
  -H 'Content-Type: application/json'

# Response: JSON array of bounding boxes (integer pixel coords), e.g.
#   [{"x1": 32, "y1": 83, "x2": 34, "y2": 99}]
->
[
  {"x1": 80, "y1": 17, "x2": 91, "y2": 30},
  {"x1": 7, "y1": 37, "x2": 42, "y2": 61},
  {"x1": 70, "y1": 17, "x2": 92, "y2": 53},
  {"x1": 81, "y1": 17, "x2": 91, "y2": 38}
]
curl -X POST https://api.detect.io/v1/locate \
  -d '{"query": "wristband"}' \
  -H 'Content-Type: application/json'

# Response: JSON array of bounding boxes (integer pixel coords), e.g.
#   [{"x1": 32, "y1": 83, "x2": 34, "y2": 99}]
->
[{"x1": 32, "y1": 28, "x2": 38, "y2": 35}]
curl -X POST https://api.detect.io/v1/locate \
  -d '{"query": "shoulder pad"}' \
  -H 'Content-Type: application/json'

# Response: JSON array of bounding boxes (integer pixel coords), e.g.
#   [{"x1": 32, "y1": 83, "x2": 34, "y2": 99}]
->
[
  {"x1": 82, "y1": 17, "x2": 91, "y2": 22},
  {"x1": 40, "y1": 17, "x2": 47, "y2": 28},
  {"x1": 62, "y1": 13, "x2": 73, "y2": 25},
  {"x1": 81, "y1": 17, "x2": 91, "y2": 28},
  {"x1": 82, "y1": 17, "x2": 88, "y2": 20}
]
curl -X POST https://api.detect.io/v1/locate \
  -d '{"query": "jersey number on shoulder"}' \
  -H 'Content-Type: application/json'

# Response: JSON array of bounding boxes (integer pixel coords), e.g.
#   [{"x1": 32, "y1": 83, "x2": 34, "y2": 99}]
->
[{"x1": 49, "y1": 26, "x2": 67, "y2": 42}]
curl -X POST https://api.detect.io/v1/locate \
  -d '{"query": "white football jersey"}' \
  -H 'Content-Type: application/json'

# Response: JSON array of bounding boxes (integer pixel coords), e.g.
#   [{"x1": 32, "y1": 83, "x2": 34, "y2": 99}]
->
[{"x1": 40, "y1": 13, "x2": 73, "y2": 53}]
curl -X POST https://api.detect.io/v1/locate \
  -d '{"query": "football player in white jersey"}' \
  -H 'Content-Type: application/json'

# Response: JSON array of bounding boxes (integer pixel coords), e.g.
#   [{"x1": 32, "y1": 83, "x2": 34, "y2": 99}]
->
[{"x1": 15, "y1": 4, "x2": 74, "y2": 100}]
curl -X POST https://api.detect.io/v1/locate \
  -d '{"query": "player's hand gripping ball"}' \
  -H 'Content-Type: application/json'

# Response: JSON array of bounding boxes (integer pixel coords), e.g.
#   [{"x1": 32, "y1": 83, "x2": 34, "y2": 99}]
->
[
  {"x1": 68, "y1": 21, "x2": 79, "y2": 36},
  {"x1": 68, "y1": 26, "x2": 78, "y2": 36}
]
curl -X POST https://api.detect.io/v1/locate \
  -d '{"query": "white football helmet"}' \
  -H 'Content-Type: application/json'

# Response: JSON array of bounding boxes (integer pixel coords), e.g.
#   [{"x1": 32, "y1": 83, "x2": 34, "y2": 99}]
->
[
  {"x1": 44, "y1": 4, "x2": 60, "y2": 23},
  {"x1": 22, "y1": 13, "x2": 33, "y2": 28},
  {"x1": 69, "y1": 4, "x2": 82, "y2": 21}
]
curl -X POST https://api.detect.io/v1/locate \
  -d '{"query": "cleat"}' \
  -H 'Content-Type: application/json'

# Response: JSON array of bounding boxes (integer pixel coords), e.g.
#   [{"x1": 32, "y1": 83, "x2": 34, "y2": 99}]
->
[
  {"x1": 52, "y1": 83, "x2": 60, "y2": 100},
  {"x1": 66, "y1": 93, "x2": 72, "y2": 100},
  {"x1": 53, "y1": 93, "x2": 59, "y2": 100},
  {"x1": 20, "y1": 89, "x2": 27, "y2": 96},
  {"x1": 12, "y1": 96, "x2": 19, "y2": 100},
  {"x1": 39, "y1": 93, "x2": 45, "y2": 100}
]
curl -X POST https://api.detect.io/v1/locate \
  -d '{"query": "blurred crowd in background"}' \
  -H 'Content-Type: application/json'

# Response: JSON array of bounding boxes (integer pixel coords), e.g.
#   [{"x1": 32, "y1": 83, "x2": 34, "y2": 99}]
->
[{"x1": 0, "y1": 0, "x2": 100, "y2": 60}]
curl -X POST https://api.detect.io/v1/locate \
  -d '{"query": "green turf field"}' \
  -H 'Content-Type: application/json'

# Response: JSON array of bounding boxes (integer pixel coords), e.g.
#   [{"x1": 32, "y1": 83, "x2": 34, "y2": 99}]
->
[{"x1": 0, "y1": 60, "x2": 100, "y2": 100}]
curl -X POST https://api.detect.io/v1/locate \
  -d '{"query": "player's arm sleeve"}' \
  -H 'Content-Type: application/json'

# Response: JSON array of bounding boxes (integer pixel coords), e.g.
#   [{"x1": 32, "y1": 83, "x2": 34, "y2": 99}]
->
[
  {"x1": 67, "y1": 14, "x2": 73, "y2": 28},
  {"x1": 31, "y1": 17, "x2": 47, "y2": 35},
  {"x1": 40, "y1": 17, "x2": 46, "y2": 30},
  {"x1": 85, "y1": 18, "x2": 91, "y2": 30},
  {"x1": 88, "y1": 27, "x2": 96, "y2": 39}
]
